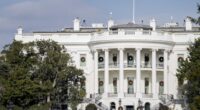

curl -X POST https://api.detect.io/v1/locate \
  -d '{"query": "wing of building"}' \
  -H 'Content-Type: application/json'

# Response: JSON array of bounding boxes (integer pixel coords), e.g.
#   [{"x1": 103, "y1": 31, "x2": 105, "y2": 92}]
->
[{"x1": 15, "y1": 17, "x2": 200, "y2": 110}]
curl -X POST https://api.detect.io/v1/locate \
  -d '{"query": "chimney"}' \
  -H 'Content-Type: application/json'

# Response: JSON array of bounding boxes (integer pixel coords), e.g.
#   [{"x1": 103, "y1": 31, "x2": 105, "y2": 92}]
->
[
  {"x1": 150, "y1": 18, "x2": 156, "y2": 31},
  {"x1": 17, "y1": 26, "x2": 23, "y2": 35},
  {"x1": 185, "y1": 17, "x2": 192, "y2": 31},
  {"x1": 73, "y1": 17, "x2": 80, "y2": 31},
  {"x1": 108, "y1": 19, "x2": 114, "y2": 30}
]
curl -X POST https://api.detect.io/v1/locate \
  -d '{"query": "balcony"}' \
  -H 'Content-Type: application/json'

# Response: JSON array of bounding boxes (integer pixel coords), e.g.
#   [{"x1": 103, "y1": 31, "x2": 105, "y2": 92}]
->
[
  {"x1": 98, "y1": 62, "x2": 164, "y2": 69},
  {"x1": 124, "y1": 63, "x2": 136, "y2": 68},
  {"x1": 141, "y1": 62, "x2": 152, "y2": 68},
  {"x1": 157, "y1": 63, "x2": 164, "y2": 69},
  {"x1": 124, "y1": 93, "x2": 136, "y2": 97},
  {"x1": 98, "y1": 63, "x2": 104, "y2": 69},
  {"x1": 109, "y1": 63, "x2": 119, "y2": 68},
  {"x1": 108, "y1": 92, "x2": 118, "y2": 97},
  {"x1": 142, "y1": 93, "x2": 153, "y2": 98}
]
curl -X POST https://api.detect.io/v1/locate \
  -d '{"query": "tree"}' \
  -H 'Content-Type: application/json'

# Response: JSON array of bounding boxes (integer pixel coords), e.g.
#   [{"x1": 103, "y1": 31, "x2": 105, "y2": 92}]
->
[
  {"x1": 177, "y1": 39, "x2": 200, "y2": 110},
  {"x1": 176, "y1": 4, "x2": 200, "y2": 110},
  {"x1": 0, "y1": 40, "x2": 86, "y2": 109},
  {"x1": 188, "y1": 4, "x2": 200, "y2": 25}
]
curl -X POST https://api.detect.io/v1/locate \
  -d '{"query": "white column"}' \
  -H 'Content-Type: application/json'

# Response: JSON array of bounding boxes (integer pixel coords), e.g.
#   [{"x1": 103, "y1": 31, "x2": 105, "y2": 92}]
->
[
  {"x1": 104, "y1": 49, "x2": 109, "y2": 97},
  {"x1": 119, "y1": 48, "x2": 124, "y2": 98},
  {"x1": 136, "y1": 48, "x2": 141, "y2": 98},
  {"x1": 94, "y1": 50, "x2": 98, "y2": 94},
  {"x1": 164, "y1": 50, "x2": 168, "y2": 94},
  {"x1": 152, "y1": 49, "x2": 157, "y2": 98}
]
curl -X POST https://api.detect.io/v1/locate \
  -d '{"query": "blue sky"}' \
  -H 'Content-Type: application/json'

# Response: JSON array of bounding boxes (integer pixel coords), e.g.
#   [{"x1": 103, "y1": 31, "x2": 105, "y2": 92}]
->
[{"x1": 0, "y1": 0, "x2": 199, "y2": 50}]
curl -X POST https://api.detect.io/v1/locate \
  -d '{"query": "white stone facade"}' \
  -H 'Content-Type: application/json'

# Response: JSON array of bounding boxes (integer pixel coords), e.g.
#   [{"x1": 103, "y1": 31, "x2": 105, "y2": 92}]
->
[{"x1": 15, "y1": 17, "x2": 200, "y2": 110}]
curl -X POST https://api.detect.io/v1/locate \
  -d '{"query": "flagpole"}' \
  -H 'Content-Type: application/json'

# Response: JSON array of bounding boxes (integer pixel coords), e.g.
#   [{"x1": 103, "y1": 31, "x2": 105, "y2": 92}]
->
[{"x1": 133, "y1": 0, "x2": 135, "y2": 24}]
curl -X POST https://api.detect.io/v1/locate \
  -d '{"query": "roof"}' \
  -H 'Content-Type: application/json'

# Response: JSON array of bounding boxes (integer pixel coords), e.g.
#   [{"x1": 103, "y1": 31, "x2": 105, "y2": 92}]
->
[
  {"x1": 33, "y1": 27, "x2": 107, "y2": 33},
  {"x1": 157, "y1": 26, "x2": 200, "y2": 32},
  {"x1": 111, "y1": 23, "x2": 152, "y2": 30}
]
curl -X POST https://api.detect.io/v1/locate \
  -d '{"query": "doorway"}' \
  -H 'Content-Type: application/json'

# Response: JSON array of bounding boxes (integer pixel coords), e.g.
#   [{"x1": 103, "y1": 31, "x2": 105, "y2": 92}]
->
[
  {"x1": 126, "y1": 105, "x2": 134, "y2": 110},
  {"x1": 144, "y1": 102, "x2": 150, "y2": 110}
]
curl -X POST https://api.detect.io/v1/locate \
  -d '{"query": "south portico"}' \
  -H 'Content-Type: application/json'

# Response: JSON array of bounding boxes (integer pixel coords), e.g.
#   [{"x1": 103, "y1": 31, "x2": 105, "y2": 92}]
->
[{"x1": 92, "y1": 47, "x2": 171, "y2": 100}]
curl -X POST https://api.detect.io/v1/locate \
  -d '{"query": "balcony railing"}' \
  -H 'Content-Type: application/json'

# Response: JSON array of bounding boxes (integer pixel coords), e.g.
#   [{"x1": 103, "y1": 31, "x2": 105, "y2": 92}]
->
[
  {"x1": 142, "y1": 93, "x2": 153, "y2": 98},
  {"x1": 108, "y1": 92, "x2": 118, "y2": 97},
  {"x1": 124, "y1": 63, "x2": 136, "y2": 68},
  {"x1": 98, "y1": 62, "x2": 164, "y2": 69},
  {"x1": 98, "y1": 63, "x2": 104, "y2": 69},
  {"x1": 141, "y1": 62, "x2": 152, "y2": 68},
  {"x1": 157, "y1": 63, "x2": 164, "y2": 69},
  {"x1": 124, "y1": 93, "x2": 136, "y2": 97},
  {"x1": 109, "y1": 63, "x2": 119, "y2": 68}
]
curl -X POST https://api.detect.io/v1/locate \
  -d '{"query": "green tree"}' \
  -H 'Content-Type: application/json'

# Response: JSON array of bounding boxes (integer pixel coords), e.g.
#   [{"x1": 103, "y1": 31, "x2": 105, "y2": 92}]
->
[
  {"x1": 177, "y1": 39, "x2": 200, "y2": 110},
  {"x1": 188, "y1": 4, "x2": 200, "y2": 25},
  {"x1": 177, "y1": 4, "x2": 200, "y2": 110},
  {"x1": 0, "y1": 40, "x2": 86, "y2": 109}
]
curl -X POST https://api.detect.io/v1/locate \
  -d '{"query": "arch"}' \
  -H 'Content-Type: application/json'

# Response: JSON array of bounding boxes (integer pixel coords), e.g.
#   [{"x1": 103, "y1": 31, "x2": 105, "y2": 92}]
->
[
  {"x1": 144, "y1": 102, "x2": 150, "y2": 110},
  {"x1": 110, "y1": 102, "x2": 116, "y2": 110},
  {"x1": 86, "y1": 104, "x2": 97, "y2": 110}
]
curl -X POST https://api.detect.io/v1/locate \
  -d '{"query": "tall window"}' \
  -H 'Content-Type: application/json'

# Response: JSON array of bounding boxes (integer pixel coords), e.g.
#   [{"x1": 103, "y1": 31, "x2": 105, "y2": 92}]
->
[
  {"x1": 80, "y1": 54, "x2": 86, "y2": 67},
  {"x1": 145, "y1": 78, "x2": 149, "y2": 94},
  {"x1": 112, "y1": 54, "x2": 117, "y2": 66},
  {"x1": 113, "y1": 78, "x2": 117, "y2": 94},
  {"x1": 127, "y1": 53, "x2": 134, "y2": 67},
  {"x1": 144, "y1": 53, "x2": 150, "y2": 67},
  {"x1": 177, "y1": 54, "x2": 184, "y2": 67},
  {"x1": 98, "y1": 78, "x2": 104, "y2": 94},
  {"x1": 98, "y1": 54, "x2": 104, "y2": 68},
  {"x1": 127, "y1": 77, "x2": 134, "y2": 94},
  {"x1": 159, "y1": 81, "x2": 164, "y2": 95}
]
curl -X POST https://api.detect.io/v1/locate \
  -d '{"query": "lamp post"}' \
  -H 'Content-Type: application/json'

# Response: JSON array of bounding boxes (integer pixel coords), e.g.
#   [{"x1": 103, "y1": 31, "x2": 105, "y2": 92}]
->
[
  {"x1": 118, "y1": 98, "x2": 123, "y2": 110},
  {"x1": 137, "y1": 99, "x2": 143, "y2": 110}
]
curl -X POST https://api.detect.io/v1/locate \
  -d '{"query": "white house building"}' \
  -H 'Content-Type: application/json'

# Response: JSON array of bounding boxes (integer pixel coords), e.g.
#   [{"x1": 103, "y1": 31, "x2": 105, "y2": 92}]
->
[{"x1": 15, "y1": 17, "x2": 200, "y2": 110}]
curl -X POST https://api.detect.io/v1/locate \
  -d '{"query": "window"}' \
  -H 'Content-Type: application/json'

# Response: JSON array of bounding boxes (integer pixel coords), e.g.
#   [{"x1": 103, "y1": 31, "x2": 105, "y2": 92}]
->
[
  {"x1": 98, "y1": 78, "x2": 104, "y2": 94},
  {"x1": 113, "y1": 78, "x2": 117, "y2": 94},
  {"x1": 145, "y1": 78, "x2": 149, "y2": 94},
  {"x1": 144, "y1": 53, "x2": 149, "y2": 67},
  {"x1": 112, "y1": 54, "x2": 117, "y2": 66},
  {"x1": 98, "y1": 54, "x2": 104, "y2": 69},
  {"x1": 177, "y1": 54, "x2": 184, "y2": 67},
  {"x1": 80, "y1": 54, "x2": 86, "y2": 67},
  {"x1": 159, "y1": 81, "x2": 164, "y2": 95},
  {"x1": 127, "y1": 77, "x2": 134, "y2": 94},
  {"x1": 127, "y1": 53, "x2": 134, "y2": 67}
]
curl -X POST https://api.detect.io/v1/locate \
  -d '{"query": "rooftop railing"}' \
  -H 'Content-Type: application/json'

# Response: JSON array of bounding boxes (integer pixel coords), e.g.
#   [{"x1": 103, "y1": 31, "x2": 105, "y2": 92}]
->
[{"x1": 91, "y1": 31, "x2": 173, "y2": 43}]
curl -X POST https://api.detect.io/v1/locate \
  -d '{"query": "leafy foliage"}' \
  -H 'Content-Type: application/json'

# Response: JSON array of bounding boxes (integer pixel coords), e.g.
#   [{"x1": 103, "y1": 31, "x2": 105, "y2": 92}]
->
[
  {"x1": 177, "y1": 4, "x2": 200, "y2": 110},
  {"x1": 0, "y1": 40, "x2": 86, "y2": 109},
  {"x1": 188, "y1": 4, "x2": 200, "y2": 25},
  {"x1": 177, "y1": 38, "x2": 200, "y2": 110}
]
